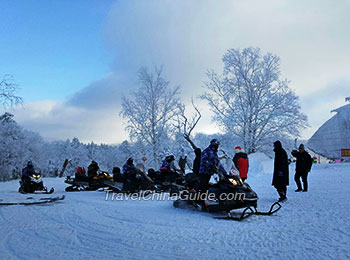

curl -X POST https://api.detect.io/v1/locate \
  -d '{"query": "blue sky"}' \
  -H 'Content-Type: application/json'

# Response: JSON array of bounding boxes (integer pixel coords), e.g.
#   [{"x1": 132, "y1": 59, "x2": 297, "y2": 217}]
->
[
  {"x1": 1, "y1": 0, "x2": 350, "y2": 144},
  {"x1": 0, "y1": 0, "x2": 113, "y2": 101}
]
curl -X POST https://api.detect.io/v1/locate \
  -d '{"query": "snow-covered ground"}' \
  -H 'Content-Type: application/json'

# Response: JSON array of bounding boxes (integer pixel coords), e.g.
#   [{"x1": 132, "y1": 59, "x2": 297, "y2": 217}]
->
[{"x1": 0, "y1": 159, "x2": 349, "y2": 260}]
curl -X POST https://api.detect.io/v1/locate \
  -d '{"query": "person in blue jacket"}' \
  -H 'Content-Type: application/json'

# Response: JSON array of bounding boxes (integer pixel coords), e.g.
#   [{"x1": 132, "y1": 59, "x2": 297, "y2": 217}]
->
[
  {"x1": 122, "y1": 157, "x2": 137, "y2": 192},
  {"x1": 198, "y1": 139, "x2": 221, "y2": 192},
  {"x1": 22, "y1": 161, "x2": 35, "y2": 182},
  {"x1": 123, "y1": 157, "x2": 136, "y2": 176},
  {"x1": 160, "y1": 155, "x2": 181, "y2": 182}
]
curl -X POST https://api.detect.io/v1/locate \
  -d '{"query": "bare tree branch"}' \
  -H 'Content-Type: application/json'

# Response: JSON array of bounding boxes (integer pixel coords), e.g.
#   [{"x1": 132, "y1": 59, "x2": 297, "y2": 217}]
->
[{"x1": 177, "y1": 97, "x2": 202, "y2": 150}]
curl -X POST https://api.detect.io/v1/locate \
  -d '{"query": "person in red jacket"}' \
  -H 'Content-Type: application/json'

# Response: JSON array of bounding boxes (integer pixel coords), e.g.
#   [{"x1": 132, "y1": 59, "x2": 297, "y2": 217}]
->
[{"x1": 232, "y1": 146, "x2": 249, "y2": 182}]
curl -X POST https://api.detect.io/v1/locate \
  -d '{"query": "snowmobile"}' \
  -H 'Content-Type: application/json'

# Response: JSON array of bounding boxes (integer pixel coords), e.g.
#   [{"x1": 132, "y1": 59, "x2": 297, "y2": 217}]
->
[
  {"x1": 147, "y1": 168, "x2": 187, "y2": 195},
  {"x1": 19, "y1": 168, "x2": 54, "y2": 194},
  {"x1": 65, "y1": 170, "x2": 114, "y2": 192},
  {"x1": 173, "y1": 170, "x2": 281, "y2": 221},
  {"x1": 108, "y1": 164, "x2": 160, "y2": 194}
]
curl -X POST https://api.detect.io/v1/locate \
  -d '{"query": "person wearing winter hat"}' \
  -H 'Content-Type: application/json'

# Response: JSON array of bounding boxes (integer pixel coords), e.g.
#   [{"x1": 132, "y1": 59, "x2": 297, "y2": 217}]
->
[
  {"x1": 87, "y1": 160, "x2": 99, "y2": 179},
  {"x1": 232, "y1": 146, "x2": 249, "y2": 182},
  {"x1": 272, "y1": 140, "x2": 289, "y2": 202},
  {"x1": 291, "y1": 144, "x2": 313, "y2": 192},
  {"x1": 160, "y1": 155, "x2": 182, "y2": 182},
  {"x1": 21, "y1": 161, "x2": 35, "y2": 182},
  {"x1": 123, "y1": 157, "x2": 136, "y2": 177},
  {"x1": 198, "y1": 139, "x2": 221, "y2": 192},
  {"x1": 122, "y1": 157, "x2": 137, "y2": 192}
]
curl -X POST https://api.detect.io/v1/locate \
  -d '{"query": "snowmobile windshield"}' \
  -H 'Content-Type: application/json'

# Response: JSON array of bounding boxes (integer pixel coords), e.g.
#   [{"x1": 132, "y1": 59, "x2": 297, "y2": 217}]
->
[
  {"x1": 216, "y1": 163, "x2": 228, "y2": 179},
  {"x1": 136, "y1": 163, "x2": 145, "y2": 173}
]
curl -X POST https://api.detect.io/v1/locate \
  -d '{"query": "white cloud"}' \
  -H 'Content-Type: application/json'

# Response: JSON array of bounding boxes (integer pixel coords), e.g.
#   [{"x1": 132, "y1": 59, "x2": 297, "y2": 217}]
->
[
  {"x1": 7, "y1": 0, "x2": 350, "y2": 143},
  {"x1": 105, "y1": 0, "x2": 350, "y2": 139},
  {"x1": 8, "y1": 100, "x2": 128, "y2": 144}
]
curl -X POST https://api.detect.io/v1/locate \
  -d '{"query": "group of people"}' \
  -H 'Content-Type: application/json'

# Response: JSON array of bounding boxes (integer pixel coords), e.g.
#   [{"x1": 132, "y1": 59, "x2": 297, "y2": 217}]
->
[
  {"x1": 24, "y1": 136, "x2": 311, "y2": 201},
  {"x1": 107, "y1": 137, "x2": 313, "y2": 203},
  {"x1": 74, "y1": 160, "x2": 100, "y2": 182},
  {"x1": 183, "y1": 138, "x2": 249, "y2": 195},
  {"x1": 272, "y1": 141, "x2": 313, "y2": 202},
  {"x1": 181, "y1": 138, "x2": 313, "y2": 203}
]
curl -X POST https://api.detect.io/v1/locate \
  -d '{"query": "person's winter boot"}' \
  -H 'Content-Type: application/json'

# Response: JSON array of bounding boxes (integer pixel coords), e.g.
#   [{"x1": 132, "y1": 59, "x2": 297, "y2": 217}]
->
[
  {"x1": 303, "y1": 182, "x2": 308, "y2": 192},
  {"x1": 278, "y1": 197, "x2": 288, "y2": 202},
  {"x1": 295, "y1": 189, "x2": 302, "y2": 192}
]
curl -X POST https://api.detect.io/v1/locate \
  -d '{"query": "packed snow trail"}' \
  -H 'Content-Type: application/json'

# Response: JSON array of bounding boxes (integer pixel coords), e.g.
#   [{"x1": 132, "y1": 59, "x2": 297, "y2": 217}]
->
[{"x1": 0, "y1": 162, "x2": 349, "y2": 260}]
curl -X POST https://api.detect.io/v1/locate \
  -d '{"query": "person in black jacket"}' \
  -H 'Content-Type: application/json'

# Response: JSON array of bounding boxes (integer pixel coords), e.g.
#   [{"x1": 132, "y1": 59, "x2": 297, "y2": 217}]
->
[
  {"x1": 112, "y1": 167, "x2": 123, "y2": 182},
  {"x1": 184, "y1": 134, "x2": 202, "y2": 176},
  {"x1": 87, "y1": 161, "x2": 99, "y2": 179},
  {"x1": 272, "y1": 140, "x2": 289, "y2": 202},
  {"x1": 291, "y1": 144, "x2": 313, "y2": 192},
  {"x1": 193, "y1": 148, "x2": 201, "y2": 176},
  {"x1": 22, "y1": 161, "x2": 35, "y2": 183},
  {"x1": 178, "y1": 153, "x2": 187, "y2": 174},
  {"x1": 183, "y1": 134, "x2": 202, "y2": 190}
]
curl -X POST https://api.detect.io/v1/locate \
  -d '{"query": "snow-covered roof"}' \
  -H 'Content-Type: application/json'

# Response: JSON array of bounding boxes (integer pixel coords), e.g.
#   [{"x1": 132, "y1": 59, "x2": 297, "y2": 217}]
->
[{"x1": 307, "y1": 104, "x2": 350, "y2": 159}]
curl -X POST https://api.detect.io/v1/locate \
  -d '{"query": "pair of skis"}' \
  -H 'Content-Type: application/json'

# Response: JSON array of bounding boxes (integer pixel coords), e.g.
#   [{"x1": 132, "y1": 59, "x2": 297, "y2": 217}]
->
[{"x1": 0, "y1": 195, "x2": 65, "y2": 206}]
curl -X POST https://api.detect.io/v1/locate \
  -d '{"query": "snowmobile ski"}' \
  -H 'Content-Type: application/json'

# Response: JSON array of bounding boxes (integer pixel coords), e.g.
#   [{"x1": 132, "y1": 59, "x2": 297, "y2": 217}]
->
[
  {"x1": 19, "y1": 186, "x2": 54, "y2": 194},
  {"x1": 254, "y1": 202, "x2": 282, "y2": 215},
  {"x1": 213, "y1": 202, "x2": 282, "y2": 221},
  {"x1": 0, "y1": 195, "x2": 65, "y2": 206},
  {"x1": 104, "y1": 183, "x2": 123, "y2": 193},
  {"x1": 213, "y1": 206, "x2": 255, "y2": 221}
]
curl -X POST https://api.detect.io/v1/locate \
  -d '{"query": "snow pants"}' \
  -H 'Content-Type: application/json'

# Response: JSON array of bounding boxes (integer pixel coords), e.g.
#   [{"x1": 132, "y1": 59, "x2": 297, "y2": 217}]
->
[
  {"x1": 295, "y1": 171, "x2": 308, "y2": 191},
  {"x1": 198, "y1": 174, "x2": 211, "y2": 192}
]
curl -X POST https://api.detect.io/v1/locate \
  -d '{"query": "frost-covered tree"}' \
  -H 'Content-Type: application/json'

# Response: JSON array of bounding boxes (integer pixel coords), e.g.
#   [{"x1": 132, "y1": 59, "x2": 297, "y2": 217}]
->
[
  {"x1": 63, "y1": 137, "x2": 89, "y2": 175},
  {"x1": 201, "y1": 47, "x2": 308, "y2": 154},
  {"x1": 0, "y1": 113, "x2": 47, "y2": 181},
  {"x1": 121, "y1": 67, "x2": 183, "y2": 167},
  {"x1": 0, "y1": 113, "x2": 23, "y2": 180},
  {"x1": 0, "y1": 74, "x2": 22, "y2": 108}
]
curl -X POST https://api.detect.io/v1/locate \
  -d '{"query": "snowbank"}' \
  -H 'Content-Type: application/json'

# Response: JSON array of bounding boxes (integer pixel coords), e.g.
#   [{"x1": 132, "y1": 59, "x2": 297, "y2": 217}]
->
[{"x1": 248, "y1": 152, "x2": 274, "y2": 175}]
